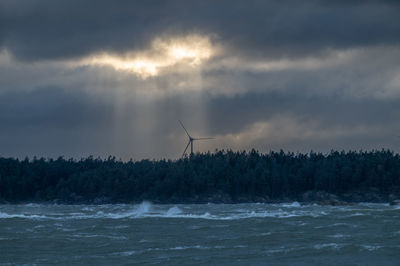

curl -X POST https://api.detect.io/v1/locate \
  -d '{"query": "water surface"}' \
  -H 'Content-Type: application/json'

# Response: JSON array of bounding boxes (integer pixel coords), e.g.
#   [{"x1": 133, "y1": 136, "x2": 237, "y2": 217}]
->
[{"x1": 1, "y1": 202, "x2": 399, "y2": 265}]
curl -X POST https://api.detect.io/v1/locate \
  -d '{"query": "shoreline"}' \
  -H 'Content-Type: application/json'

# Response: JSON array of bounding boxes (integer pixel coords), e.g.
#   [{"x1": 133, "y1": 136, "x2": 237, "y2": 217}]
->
[{"x1": 1, "y1": 197, "x2": 399, "y2": 206}]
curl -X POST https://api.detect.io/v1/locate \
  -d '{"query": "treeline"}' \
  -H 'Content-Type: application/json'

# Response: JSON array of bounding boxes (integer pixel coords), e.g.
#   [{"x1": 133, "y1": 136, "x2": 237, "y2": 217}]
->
[{"x1": 0, "y1": 150, "x2": 400, "y2": 203}]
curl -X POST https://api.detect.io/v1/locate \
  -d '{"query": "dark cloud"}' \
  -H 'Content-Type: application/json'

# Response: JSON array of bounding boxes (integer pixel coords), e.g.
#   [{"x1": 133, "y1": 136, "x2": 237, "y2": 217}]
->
[
  {"x1": 0, "y1": 0, "x2": 399, "y2": 159},
  {"x1": 1, "y1": 0, "x2": 400, "y2": 61},
  {"x1": 0, "y1": 86, "x2": 113, "y2": 129},
  {"x1": 0, "y1": 0, "x2": 170, "y2": 60},
  {"x1": 205, "y1": 91, "x2": 400, "y2": 136},
  {"x1": 0, "y1": 86, "x2": 117, "y2": 158}
]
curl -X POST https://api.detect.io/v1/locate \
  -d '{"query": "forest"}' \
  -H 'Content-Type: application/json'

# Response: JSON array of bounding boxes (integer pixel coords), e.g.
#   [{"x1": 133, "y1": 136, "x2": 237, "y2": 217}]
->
[{"x1": 0, "y1": 150, "x2": 399, "y2": 204}]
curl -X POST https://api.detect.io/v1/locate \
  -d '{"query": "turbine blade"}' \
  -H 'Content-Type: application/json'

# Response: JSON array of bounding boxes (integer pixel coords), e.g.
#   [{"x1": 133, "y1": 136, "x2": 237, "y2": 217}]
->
[
  {"x1": 193, "y1": 137, "x2": 215, "y2": 140},
  {"x1": 182, "y1": 140, "x2": 191, "y2": 157},
  {"x1": 179, "y1": 120, "x2": 191, "y2": 138}
]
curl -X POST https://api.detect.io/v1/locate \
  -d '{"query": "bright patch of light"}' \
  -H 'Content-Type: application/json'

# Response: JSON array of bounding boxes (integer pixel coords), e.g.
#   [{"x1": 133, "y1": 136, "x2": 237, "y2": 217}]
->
[
  {"x1": 87, "y1": 55, "x2": 158, "y2": 77},
  {"x1": 170, "y1": 47, "x2": 196, "y2": 59},
  {"x1": 80, "y1": 35, "x2": 214, "y2": 78}
]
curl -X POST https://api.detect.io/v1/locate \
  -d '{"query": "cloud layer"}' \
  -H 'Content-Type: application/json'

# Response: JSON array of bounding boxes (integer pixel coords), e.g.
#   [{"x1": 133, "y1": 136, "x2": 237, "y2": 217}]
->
[{"x1": 0, "y1": 0, "x2": 400, "y2": 159}]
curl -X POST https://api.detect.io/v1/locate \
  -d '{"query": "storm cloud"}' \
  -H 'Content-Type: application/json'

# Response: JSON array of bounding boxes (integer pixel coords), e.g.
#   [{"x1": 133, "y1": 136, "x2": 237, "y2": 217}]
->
[
  {"x1": 2, "y1": 0, "x2": 400, "y2": 60},
  {"x1": 0, "y1": 0, "x2": 399, "y2": 159}
]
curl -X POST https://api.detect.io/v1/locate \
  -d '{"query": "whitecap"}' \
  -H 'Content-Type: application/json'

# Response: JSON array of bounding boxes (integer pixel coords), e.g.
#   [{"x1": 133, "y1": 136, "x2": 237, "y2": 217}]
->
[
  {"x1": 117, "y1": 251, "x2": 136, "y2": 256},
  {"x1": 266, "y1": 248, "x2": 285, "y2": 254},
  {"x1": 281, "y1": 202, "x2": 301, "y2": 207},
  {"x1": 33, "y1": 225, "x2": 45, "y2": 229},
  {"x1": 60, "y1": 228, "x2": 76, "y2": 232},
  {"x1": 133, "y1": 201, "x2": 152, "y2": 216},
  {"x1": 170, "y1": 246, "x2": 191, "y2": 250},
  {"x1": 329, "y1": 234, "x2": 349, "y2": 239},
  {"x1": 94, "y1": 201, "x2": 153, "y2": 219},
  {"x1": 361, "y1": 245, "x2": 382, "y2": 251},
  {"x1": 0, "y1": 211, "x2": 49, "y2": 220},
  {"x1": 315, "y1": 222, "x2": 355, "y2": 229},
  {"x1": 314, "y1": 243, "x2": 341, "y2": 250},
  {"x1": 165, "y1": 206, "x2": 182, "y2": 216}
]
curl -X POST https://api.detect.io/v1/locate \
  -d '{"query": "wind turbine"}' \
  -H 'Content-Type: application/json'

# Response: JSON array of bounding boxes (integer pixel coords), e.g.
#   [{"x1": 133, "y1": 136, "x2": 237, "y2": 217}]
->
[{"x1": 179, "y1": 120, "x2": 214, "y2": 157}]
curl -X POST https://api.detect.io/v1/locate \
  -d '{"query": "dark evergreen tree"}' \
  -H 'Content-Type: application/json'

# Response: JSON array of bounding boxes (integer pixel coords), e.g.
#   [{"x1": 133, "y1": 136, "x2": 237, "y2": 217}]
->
[{"x1": 0, "y1": 150, "x2": 399, "y2": 203}]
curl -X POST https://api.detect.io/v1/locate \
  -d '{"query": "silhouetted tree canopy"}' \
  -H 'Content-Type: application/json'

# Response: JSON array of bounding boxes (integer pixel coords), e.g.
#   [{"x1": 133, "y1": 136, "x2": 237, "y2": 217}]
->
[{"x1": 0, "y1": 150, "x2": 399, "y2": 203}]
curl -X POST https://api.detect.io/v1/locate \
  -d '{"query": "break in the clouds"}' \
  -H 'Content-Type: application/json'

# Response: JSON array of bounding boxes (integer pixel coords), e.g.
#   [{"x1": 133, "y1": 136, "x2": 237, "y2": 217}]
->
[{"x1": 0, "y1": 0, "x2": 400, "y2": 159}]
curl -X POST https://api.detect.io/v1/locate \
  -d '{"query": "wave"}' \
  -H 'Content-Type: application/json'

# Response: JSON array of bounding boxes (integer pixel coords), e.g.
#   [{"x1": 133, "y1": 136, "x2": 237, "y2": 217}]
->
[
  {"x1": 91, "y1": 204, "x2": 329, "y2": 220},
  {"x1": 313, "y1": 243, "x2": 342, "y2": 250},
  {"x1": 280, "y1": 202, "x2": 301, "y2": 207},
  {"x1": 113, "y1": 245, "x2": 227, "y2": 257},
  {"x1": 1, "y1": 201, "x2": 395, "y2": 221},
  {"x1": 0, "y1": 212, "x2": 49, "y2": 219},
  {"x1": 360, "y1": 245, "x2": 382, "y2": 251},
  {"x1": 0, "y1": 209, "x2": 324, "y2": 221}
]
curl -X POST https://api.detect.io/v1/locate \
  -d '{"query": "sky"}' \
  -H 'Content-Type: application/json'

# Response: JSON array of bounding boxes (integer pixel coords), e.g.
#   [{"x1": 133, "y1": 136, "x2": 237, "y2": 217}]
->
[{"x1": 1, "y1": 0, "x2": 400, "y2": 160}]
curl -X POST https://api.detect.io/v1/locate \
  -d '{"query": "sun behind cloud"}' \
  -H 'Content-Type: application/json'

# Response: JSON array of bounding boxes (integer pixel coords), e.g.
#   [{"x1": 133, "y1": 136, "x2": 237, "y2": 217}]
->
[{"x1": 80, "y1": 34, "x2": 215, "y2": 78}]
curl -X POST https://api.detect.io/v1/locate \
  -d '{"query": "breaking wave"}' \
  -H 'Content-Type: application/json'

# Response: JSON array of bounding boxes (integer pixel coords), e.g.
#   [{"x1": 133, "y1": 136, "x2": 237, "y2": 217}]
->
[
  {"x1": 0, "y1": 212, "x2": 49, "y2": 219},
  {"x1": 0, "y1": 202, "x2": 396, "y2": 221}
]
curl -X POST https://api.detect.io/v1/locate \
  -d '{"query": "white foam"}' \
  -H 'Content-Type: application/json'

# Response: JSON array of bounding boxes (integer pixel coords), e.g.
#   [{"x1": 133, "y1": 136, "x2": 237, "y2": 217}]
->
[
  {"x1": 166, "y1": 245, "x2": 215, "y2": 251},
  {"x1": 134, "y1": 201, "x2": 152, "y2": 216},
  {"x1": 281, "y1": 202, "x2": 301, "y2": 207},
  {"x1": 361, "y1": 245, "x2": 382, "y2": 251},
  {"x1": 166, "y1": 206, "x2": 182, "y2": 216},
  {"x1": 329, "y1": 234, "x2": 349, "y2": 239},
  {"x1": 112, "y1": 245, "x2": 224, "y2": 257},
  {"x1": 144, "y1": 245, "x2": 208, "y2": 252},
  {"x1": 170, "y1": 246, "x2": 198, "y2": 250},
  {"x1": 118, "y1": 251, "x2": 136, "y2": 256},
  {"x1": 314, "y1": 222, "x2": 354, "y2": 229},
  {"x1": 154, "y1": 212, "x2": 214, "y2": 220},
  {"x1": 60, "y1": 228, "x2": 76, "y2": 232},
  {"x1": 95, "y1": 201, "x2": 153, "y2": 219},
  {"x1": 0, "y1": 211, "x2": 48, "y2": 219},
  {"x1": 71, "y1": 233, "x2": 126, "y2": 240},
  {"x1": 314, "y1": 243, "x2": 341, "y2": 250},
  {"x1": 80, "y1": 207, "x2": 330, "y2": 220},
  {"x1": 266, "y1": 248, "x2": 285, "y2": 254},
  {"x1": 0, "y1": 209, "x2": 322, "y2": 221},
  {"x1": 0, "y1": 202, "x2": 373, "y2": 221},
  {"x1": 33, "y1": 225, "x2": 45, "y2": 229},
  {"x1": 346, "y1": 212, "x2": 365, "y2": 217},
  {"x1": 265, "y1": 246, "x2": 305, "y2": 254}
]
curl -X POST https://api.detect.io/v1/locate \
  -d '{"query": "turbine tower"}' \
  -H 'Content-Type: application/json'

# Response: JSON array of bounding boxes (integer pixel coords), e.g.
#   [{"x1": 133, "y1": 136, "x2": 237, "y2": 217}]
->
[{"x1": 179, "y1": 120, "x2": 214, "y2": 157}]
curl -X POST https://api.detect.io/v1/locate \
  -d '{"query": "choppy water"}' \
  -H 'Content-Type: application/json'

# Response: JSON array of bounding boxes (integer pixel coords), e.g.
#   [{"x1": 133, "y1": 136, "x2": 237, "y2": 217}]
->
[{"x1": 1, "y1": 202, "x2": 400, "y2": 265}]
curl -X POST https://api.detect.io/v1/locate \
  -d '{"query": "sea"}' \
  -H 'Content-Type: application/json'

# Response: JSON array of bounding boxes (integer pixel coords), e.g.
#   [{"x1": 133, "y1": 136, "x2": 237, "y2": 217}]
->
[{"x1": 1, "y1": 202, "x2": 399, "y2": 265}]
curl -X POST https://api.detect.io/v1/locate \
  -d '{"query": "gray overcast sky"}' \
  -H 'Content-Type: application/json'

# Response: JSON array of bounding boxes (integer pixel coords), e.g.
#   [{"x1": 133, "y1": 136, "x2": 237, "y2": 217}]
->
[{"x1": 1, "y1": 0, "x2": 400, "y2": 159}]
